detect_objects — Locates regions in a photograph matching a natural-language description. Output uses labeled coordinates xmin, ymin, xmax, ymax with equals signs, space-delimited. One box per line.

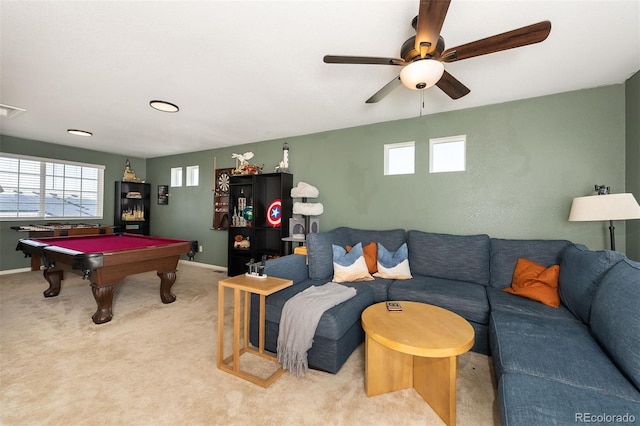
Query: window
xmin=429 ymin=135 xmax=466 ymax=173
xmin=0 ymin=153 xmax=104 ymax=220
xmin=170 ymin=167 xmax=182 ymax=187
xmin=384 ymin=142 xmax=415 ymax=175
xmin=186 ymin=165 xmax=199 ymax=187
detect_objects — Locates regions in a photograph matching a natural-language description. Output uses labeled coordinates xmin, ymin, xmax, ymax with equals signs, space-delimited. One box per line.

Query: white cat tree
xmin=290 ymin=182 xmax=323 ymax=240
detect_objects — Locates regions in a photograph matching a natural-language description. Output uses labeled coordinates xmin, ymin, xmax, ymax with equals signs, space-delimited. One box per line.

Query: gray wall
xmin=0 ymin=135 xmax=146 ymax=270
xmin=147 ymin=83 xmax=635 ymax=266
xmin=626 ymin=71 xmax=640 ymax=260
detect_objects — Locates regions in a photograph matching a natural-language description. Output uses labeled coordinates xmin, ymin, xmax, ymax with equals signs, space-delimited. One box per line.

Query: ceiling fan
xmin=324 ymin=0 xmax=551 ymax=103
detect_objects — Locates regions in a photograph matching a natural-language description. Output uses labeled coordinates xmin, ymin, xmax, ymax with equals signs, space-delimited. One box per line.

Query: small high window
xmin=170 ymin=167 xmax=182 ymax=187
xmin=186 ymin=165 xmax=199 ymax=187
xmin=429 ymin=135 xmax=466 ymax=173
xmin=384 ymin=142 xmax=415 ymax=175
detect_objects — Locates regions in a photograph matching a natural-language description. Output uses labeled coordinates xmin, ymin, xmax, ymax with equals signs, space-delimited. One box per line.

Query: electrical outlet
xmin=198 ymin=245 xmax=203 ymax=252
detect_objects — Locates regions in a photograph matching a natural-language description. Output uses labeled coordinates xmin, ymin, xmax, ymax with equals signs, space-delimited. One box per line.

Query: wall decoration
xmin=213 ymin=167 xmax=234 ymax=230
xmin=267 ymin=199 xmax=282 ymax=227
xmin=157 ymin=185 xmax=169 ymax=205
xmin=216 ymin=169 xmax=231 ymax=194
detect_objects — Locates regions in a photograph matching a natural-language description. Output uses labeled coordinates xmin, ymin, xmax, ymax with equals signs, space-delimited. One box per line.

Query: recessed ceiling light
xmin=67 ymin=129 xmax=93 ymax=137
xmin=150 ymin=100 xmax=179 ymax=113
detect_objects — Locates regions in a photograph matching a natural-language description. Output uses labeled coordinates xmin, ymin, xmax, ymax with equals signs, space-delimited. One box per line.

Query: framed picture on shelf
xmin=157 ymin=185 xmax=169 ymax=205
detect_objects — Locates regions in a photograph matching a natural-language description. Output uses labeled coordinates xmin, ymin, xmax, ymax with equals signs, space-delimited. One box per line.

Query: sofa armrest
xmin=265 ymin=254 xmax=309 ymax=285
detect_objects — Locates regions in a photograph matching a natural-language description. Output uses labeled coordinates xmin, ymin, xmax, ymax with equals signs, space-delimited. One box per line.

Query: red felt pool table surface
xmin=31 ymin=233 xmax=186 ymax=253
xmin=16 ymin=233 xmax=194 ymax=324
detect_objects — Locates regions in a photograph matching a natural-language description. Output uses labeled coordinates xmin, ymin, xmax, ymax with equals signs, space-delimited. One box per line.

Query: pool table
xmin=16 ymin=233 xmax=197 ymax=324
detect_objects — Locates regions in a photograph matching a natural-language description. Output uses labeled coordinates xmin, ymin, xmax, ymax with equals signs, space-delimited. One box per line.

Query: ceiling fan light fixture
xmin=400 ymin=59 xmax=445 ymax=90
xmin=150 ymin=100 xmax=179 ymax=113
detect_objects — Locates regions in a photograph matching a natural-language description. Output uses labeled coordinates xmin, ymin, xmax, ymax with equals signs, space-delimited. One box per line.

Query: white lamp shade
xmin=569 ymin=193 xmax=640 ymax=221
xmin=400 ymin=60 xmax=445 ymax=90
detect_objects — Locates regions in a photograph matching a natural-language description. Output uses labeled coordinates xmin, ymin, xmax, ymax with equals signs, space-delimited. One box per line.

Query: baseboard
xmin=179 ymin=259 xmax=227 ymax=273
xmin=0 ymin=267 xmax=32 ymax=276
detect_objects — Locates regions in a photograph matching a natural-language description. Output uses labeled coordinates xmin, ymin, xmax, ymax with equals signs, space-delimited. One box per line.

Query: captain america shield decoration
xmin=267 ymin=199 xmax=282 ymax=227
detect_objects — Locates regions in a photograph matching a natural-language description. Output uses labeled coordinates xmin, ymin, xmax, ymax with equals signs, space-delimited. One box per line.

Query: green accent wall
xmin=0 ymin=135 xmax=145 ymax=270
xmin=626 ymin=70 xmax=640 ymax=260
xmin=1 ymin=80 xmax=638 ymax=271
xmin=147 ymin=84 xmax=633 ymax=266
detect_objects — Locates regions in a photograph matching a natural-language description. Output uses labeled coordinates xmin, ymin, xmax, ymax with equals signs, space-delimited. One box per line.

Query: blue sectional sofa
xmin=249 ymin=227 xmax=640 ymax=423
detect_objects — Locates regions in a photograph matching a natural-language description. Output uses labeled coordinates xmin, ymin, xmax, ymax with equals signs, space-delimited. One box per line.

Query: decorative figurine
xmin=122 ymin=159 xmax=142 ymax=182
xmin=245 ymin=255 xmax=267 ymax=278
xmin=231 ymin=152 xmax=263 ymax=175
xmin=233 ymin=235 xmax=250 ymax=249
xmin=275 ymin=142 xmax=290 ymax=173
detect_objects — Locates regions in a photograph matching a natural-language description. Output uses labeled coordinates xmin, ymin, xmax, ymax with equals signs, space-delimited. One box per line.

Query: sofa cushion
xmin=388 ymin=275 xmax=490 ymax=324
xmin=361 ymin=277 xmax=394 ymax=303
xmin=590 ymin=258 xmax=640 ymax=391
xmin=503 ymin=258 xmax=560 ymax=307
xmin=373 ymin=242 xmax=412 ymax=280
xmin=307 ymin=228 xmax=405 ymax=281
xmin=347 ymin=241 xmax=377 ymax=273
xmin=307 ymin=228 xmax=350 ymax=280
xmin=490 ymin=310 xmax=640 ymax=401
xmin=489 ymin=238 xmax=572 ymax=288
xmin=332 ymin=243 xmax=373 ymax=283
xmin=558 ymin=244 xmax=625 ymax=324
xmin=347 ymin=228 xmax=406 ymax=252
xmin=499 ymin=373 xmax=640 ymax=426
xmin=486 ymin=287 xmax=577 ymax=321
xmin=407 ymin=231 xmax=491 ymax=285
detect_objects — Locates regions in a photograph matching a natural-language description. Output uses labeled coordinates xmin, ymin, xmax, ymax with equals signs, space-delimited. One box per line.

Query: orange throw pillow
xmin=503 ymin=258 xmax=560 ymax=308
xmin=346 ymin=242 xmax=377 ymax=274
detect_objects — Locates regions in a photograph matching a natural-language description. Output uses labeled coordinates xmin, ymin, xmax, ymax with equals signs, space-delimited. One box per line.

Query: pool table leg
xmin=42 ymin=268 xmax=63 ymax=298
xmin=158 ymin=270 xmax=177 ymax=304
xmin=91 ymin=284 xmax=116 ymax=324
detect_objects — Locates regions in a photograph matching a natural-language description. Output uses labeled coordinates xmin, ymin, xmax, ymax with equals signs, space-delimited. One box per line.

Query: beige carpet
xmin=1 ymin=262 xmax=499 ymax=425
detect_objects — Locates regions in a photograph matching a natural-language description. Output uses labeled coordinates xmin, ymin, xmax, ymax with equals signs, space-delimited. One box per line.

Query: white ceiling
xmin=1 ymin=0 xmax=639 ymax=159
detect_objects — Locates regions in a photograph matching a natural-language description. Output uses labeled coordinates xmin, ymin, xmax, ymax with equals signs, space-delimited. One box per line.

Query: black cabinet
xmin=227 ymin=173 xmax=292 ymax=276
xmin=114 ymin=181 xmax=150 ymax=235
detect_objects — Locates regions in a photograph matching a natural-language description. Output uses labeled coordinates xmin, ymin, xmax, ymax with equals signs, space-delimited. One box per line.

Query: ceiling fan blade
xmin=436 ymin=71 xmax=470 ymax=99
xmin=441 ymin=21 xmax=551 ymax=62
xmin=366 ymin=76 xmax=402 ymax=103
xmin=415 ymin=0 xmax=451 ymax=58
xmin=324 ymin=55 xmax=405 ymax=66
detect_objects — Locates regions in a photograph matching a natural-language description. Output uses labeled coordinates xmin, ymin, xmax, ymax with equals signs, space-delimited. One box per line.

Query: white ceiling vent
xmin=0 ymin=103 xmax=26 ymax=118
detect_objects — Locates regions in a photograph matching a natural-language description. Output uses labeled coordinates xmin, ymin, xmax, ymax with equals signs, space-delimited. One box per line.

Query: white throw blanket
xmin=277 ymin=282 xmax=356 ymax=377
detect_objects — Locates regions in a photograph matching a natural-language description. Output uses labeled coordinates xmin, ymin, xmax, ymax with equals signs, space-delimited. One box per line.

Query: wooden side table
xmin=361 ymin=302 xmax=475 ymax=426
xmin=217 ymin=274 xmax=292 ymax=387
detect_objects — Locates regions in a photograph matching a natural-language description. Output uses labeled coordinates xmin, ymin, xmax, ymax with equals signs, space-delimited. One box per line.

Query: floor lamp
xmin=569 ymin=186 xmax=640 ymax=251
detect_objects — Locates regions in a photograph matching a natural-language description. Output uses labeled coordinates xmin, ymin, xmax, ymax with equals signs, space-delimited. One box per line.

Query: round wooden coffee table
xmin=361 ymin=302 xmax=475 ymax=426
